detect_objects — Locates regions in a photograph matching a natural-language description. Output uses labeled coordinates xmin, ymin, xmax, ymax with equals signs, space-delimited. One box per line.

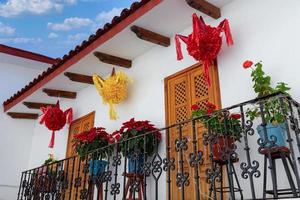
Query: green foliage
xmin=245 ymin=61 xmax=290 ymax=124
xmin=74 ymin=139 xmax=112 ymax=159
xmin=44 ymin=154 xmax=57 ymax=165
xmin=191 ymin=104 xmax=243 ymax=141
xmin=72 ymin=127 xmax=113 ymax=159
xmin=117 ymin=119 xmax=161 ymax=157
xmin=119 ymin=131 xmax=160 ymax=157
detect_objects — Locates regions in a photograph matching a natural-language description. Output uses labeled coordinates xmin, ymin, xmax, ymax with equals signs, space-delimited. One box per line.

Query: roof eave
xmin=3 ymin=0 xmax=162 ymax=112
xmin=0 ymin=44 xmax=57 ymax=64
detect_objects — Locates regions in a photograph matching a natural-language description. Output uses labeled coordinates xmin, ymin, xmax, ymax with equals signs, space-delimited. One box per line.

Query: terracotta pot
xmin=212 ymin=136 xmax=235 ymax=161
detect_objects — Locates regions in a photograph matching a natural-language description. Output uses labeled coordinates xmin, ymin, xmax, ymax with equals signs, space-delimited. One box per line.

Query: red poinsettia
xmin=243 ymin=60 xmax=253 ymax=69
xmin=73 ymin=127 xmax=114 ymax=157
xmin=118 ymin=118 xmax=162 ymax=157
xmin=176 ymin=13 xmax=233 ymax=86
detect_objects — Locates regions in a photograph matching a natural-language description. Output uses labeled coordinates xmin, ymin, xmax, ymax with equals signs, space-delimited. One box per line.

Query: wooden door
xmin=64 ymin=111 xmax=95 ymax=199
xmin=165 ymin=63 xmax=221 ymax=200
xmin=66 ymin=111 xmax=95 ymax=158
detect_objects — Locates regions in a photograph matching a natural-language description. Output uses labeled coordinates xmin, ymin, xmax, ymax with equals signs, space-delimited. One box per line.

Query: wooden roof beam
xmin=7 ymin=112 xmax=39 ymax=119
xmin=43 ymin=89 xmax=77 ymax=99
xmin=23 ymin=102 xmax=55 ymax=109
xmin=64 ymin=72 xmax=93 ymax=85
xmin=185 ymin=0 xmax=221 ymax=19
xmin=93 ymin=52 xmax=132 ymax=68
xmin=130 ymin=25 xmax=170 ymax=47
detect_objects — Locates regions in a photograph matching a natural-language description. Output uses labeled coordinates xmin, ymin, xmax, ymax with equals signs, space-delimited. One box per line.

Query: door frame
xmin=65 ymin=111 xmax=95 ymax=158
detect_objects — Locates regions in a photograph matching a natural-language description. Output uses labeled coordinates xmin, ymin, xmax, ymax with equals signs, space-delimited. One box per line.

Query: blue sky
xmin=0 ymin=0 xmax=136 ymax=58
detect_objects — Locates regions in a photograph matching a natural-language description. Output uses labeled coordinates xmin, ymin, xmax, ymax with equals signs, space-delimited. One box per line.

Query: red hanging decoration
xmin=40 ymin=101 xmax=73 ymax=148
xmin=175 ymin=13 xmax=233 ymax=86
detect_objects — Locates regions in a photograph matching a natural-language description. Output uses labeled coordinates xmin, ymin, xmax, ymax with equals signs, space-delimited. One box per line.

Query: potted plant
xmin=73 ymin=127 xmax=113 ymax=176
xmin=191 ymin=102 xmax=242 ymax=161
xmin=38 ymin=154 xmax=58 ymax=176
xmin=116 ymin=118 xmax=162 ymax=173
xmin=243 ymin=60 xmax=291 ymax=147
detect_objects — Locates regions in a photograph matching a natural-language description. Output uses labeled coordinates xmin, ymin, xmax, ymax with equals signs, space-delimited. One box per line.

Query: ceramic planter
xmin=89 ymin=160 xmax=108 ymax=176
xmin=128 ymin=153 xmax=144 ymax=173
xmin=257 ymin=123 xmax=286 ymax=147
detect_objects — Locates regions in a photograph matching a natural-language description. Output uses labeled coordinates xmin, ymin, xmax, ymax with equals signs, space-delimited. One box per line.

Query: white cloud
xmin=64 ymin=0 xmax=76 ymax=4
xmin=0 ymin=37 xmax=42 ymax=44
xmin=47 ymin=17 xmax=93 ymax=31
xmin=0 ymin=0 xmax=78 ymax=17
xmin=0 ymin=22 xmax=15 ymax=35
xmin=95 ymin=7 xmax=123 ymax=27
xmin=48 ymin=32 xmax=58 ymax=39
xmin=66 ymin=33 xmax=88 ymax=43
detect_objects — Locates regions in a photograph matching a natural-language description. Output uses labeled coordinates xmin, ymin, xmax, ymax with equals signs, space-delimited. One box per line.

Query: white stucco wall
xmin=0 ymin=107 xmax=36 ymax=200
xmin=26 ymin=0 xmax=300 ymax=199
xmin=0 ymin=59 xmax=50 ymax=200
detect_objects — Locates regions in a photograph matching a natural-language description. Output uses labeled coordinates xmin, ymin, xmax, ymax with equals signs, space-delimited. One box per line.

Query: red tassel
xmin=39 ymin=107 xmax=50 ymax=125
xmin=192 ymin=13 xmax=201 ymax=45
xmin=203 ymin=60 xmax=211 ymax=86
xmin=223 ymin=19 xmax=234 ymax=46
xmin=175 ymin=35 xmax=183 ymax=60
xmin=175 ymin=35 xmax=188 ymax=60
xmin=48 ymin=131 xmax=55 ymax=148
xmin=65 ymin=108 xmax=73 ymax=124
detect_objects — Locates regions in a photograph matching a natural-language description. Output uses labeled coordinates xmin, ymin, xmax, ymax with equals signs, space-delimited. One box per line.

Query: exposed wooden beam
xmin=185 ymin=0 xmax=221 ymax=19
xmin=43 ymin=89 xmax=77 ymax=99
xmin=93 ymin=52 xmax=132 ymax=68
xmin=7 ymin=112 xmax=39 ymax=119
xmin=23 ymin=102 xmax=55 ymax=109
xmin=64 ymin=72 xmax=93 ymax=85
xmin=130 ymin=25 xmax=170 ymax=47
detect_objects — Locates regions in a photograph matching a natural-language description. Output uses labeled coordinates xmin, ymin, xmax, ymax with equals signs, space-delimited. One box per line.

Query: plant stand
xmin=260 ymin=146 xmax=299 ymax=199
xmin=209 ymin=158 xmax=243 ymax=200
xmin=123 ymin=173 xmax=145 ymax=200
xmin=87 ymin=180 xmax=103 ymax=200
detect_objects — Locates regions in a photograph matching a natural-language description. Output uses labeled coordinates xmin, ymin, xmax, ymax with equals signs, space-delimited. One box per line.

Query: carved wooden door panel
xmin=190 ymin=66 xmax=221 ymax=199
xmin=165 ymin=63 xmax=221 ymax=200
xmin=64 ymin=111 xmax=95 ymax=199
xmin=66 ymin=111 xmax=95 ymax=158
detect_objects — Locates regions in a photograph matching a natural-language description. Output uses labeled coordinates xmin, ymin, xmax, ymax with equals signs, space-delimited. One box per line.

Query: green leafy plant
xmin=191 ymin=103 xmax=242 ymax=141
xmin=72 ymin=127 xmax=114 ymax=158
xmin=44 ymin=154 xmax=57 ymax=165
xmin=116 ymin=118 xmax=162 ymax=157
xmin=243 ymin=60 xmax=290 ymax=124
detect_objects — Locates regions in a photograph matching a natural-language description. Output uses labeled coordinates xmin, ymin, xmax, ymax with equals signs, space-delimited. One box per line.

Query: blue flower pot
xmin=257 ymin=123 xmax=286 ymax=147
xmin=128 ymin=154 xmax=144 ymax=173
xmin=89 ymin=160 xmax=108 ymax=176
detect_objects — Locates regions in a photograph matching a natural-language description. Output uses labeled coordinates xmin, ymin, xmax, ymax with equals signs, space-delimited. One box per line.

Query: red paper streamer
xmin=175 ymin=13 xmax=233 ymax=86
xmin=40 ymin=101 xmax=73 ymax=148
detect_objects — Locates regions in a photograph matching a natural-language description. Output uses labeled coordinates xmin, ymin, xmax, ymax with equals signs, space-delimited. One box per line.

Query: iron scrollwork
xmin=189 ymin=151 xmax=203 ymax=167
xmin=175 ymin=137 xmax=188 ymax=152
xmin=176 ymin=172 xmax=190 ymax=187
xmin=163 ymin=157 xmax=175 ymax=171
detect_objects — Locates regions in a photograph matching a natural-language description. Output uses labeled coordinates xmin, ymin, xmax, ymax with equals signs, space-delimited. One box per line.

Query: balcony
xmin=17 ymin=93 xmax=300 ymax=200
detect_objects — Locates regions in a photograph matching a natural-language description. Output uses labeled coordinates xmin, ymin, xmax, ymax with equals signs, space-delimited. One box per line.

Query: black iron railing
xmin=18 ymin=93 xmax=300 ymax=200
